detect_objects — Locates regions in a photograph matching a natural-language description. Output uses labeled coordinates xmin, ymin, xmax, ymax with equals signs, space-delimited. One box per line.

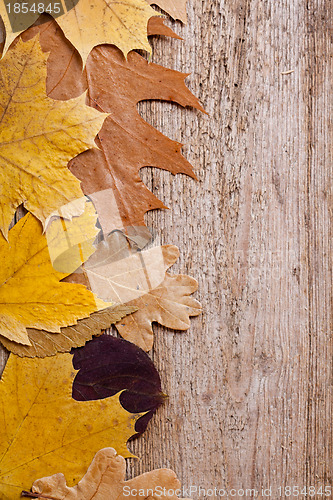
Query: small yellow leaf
xmin=0 ymin=0 xmax=157 ymax=65
xmin=46 ymin=198 xmax=99 ymax=273
xmin=29 ymin=447 xmax=191 ymax=499
xmin=0 ymin=36 xmax=107 ymax=239
xmin=0 ymin=354 xmax=141 ymax=499
xmin=0 ymin=210 xmax=110 ymax=346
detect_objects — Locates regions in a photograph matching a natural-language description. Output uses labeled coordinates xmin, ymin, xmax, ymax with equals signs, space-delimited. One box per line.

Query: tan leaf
xmin=0 ymin=305 xmax=137 ymax=357
xmin=68 ymin=232 xmax=174 ymax=303
xmin=0 ymin=36 xmax=107 ymax=239
xmin=29 ymin=447 xmax=192 ymax=499
xmin=148 ymin=0 xmax=187 ymax=22
xmin=67 ymin=232 xmax=201 ymax=351
xmin=116 ymin=273 xmax=201 ymax=351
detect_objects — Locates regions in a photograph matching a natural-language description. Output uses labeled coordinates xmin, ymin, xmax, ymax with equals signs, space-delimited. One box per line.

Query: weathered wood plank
xmin=128 ymin=0 xmax=332 ymax=497
xmin=0 ymin=0 xmax=331 ymax=497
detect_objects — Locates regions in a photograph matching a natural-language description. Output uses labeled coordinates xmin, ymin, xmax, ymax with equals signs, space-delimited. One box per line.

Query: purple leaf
xmin=72 ymin=335 xmax=166 ymax=434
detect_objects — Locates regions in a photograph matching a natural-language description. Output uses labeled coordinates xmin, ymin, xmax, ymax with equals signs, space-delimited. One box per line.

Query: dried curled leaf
xmin=0 ymin=305 xmax=136 ymax=357
xmin=0 ymin=355 xmax=141 ymax=499
xmin=67 ymin=232 xmax=201 ymax=351
xmin=147 ymin=0 xmax=187 ymax=22
xmin=28 ymin=448 xmax=192 ymax=499
xmin=0 ymin=210 xmax=110 ymax=347
xmin=0 ymin=0 xmax=156 ymax=64
xmin=0 ymin=36 xmax=107 ymax=239
xmin=72 ymin=335 xmax=166 ymax=434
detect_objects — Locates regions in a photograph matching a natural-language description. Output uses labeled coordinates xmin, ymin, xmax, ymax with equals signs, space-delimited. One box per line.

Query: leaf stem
xmin=21 ymin=491 xmax=59 ymax=500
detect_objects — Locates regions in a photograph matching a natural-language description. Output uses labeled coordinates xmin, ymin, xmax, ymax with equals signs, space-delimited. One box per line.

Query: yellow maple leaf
xmin=28 ymin=447 xmax=191 ymax=499
xmin=0 ymin=36 xmax=107 ymax=239
xmin=0 ymin=0 xmax=156 ymax=65
xmin=0 ymin=354 xmax=141 ymax=499
xmin=0 ymin=209 xmax=110 ymax=346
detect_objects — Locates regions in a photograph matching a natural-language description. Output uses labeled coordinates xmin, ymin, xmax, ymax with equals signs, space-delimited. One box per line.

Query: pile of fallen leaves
xmin=0 ymin=0 xmax=201 ymax=498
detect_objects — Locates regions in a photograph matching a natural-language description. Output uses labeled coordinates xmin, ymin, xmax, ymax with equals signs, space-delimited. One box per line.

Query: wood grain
xmin=0 ymin=0 xmax=332 ymax=497
xmin=128 ymin=0 xmax=332 ymax=497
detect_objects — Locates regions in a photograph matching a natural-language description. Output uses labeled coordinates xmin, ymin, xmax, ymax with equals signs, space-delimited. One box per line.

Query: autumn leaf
xmin=0 ymin=354 xmax=141 ymax=499
xmin=67 ymin=232 xmax=201 ymax=351
xmin=26 ymin=448 xmax=191 ymax=500
xmin=148 ymin=17 xmax=182 ymax=39
xmin=72 ymin=335 xmax=166 ymax=434
xmin=148 ymin=0 xmax=187 ymax=22
xmin=0 ymin=0 xmax=156 ymax=64
xmin=15 ymin=16 xmax=180 ymax=103
xmin=68 ymin=231 xmax=172 ymax=303
xmin=116 ymin=272 xmax=201 ymax=351
xmin=0 ymin=210 xmax=110 ymax=346
xmin=0 ymin=36 xmax=107 ymax=239
xmin=45 ymin=197 xmax=99 ymax=273
xmin=71 ymin=45 xmax=204 ymax=245
xmin=67 ymin=230 xmax=172 ymax=301
xmin=17 ymin=20 xmax=203 ymax=246
xmin=0 ymin=305 xmax=136 ymax=357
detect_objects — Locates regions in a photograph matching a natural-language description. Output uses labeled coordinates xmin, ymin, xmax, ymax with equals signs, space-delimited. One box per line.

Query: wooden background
xmin=0 ymin=0 xmax=332 ymax=498
xmin=130 ymin=0 xmax=332 ymax=497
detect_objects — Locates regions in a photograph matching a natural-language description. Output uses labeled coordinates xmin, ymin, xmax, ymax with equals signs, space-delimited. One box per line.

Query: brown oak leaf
xmin=74 ymin=46 xmax=204 ymax=245
xmin=13 ymin=16 xmax=180 ymax=101
xmin=18 ymin=18 xmax=204 ymax=246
